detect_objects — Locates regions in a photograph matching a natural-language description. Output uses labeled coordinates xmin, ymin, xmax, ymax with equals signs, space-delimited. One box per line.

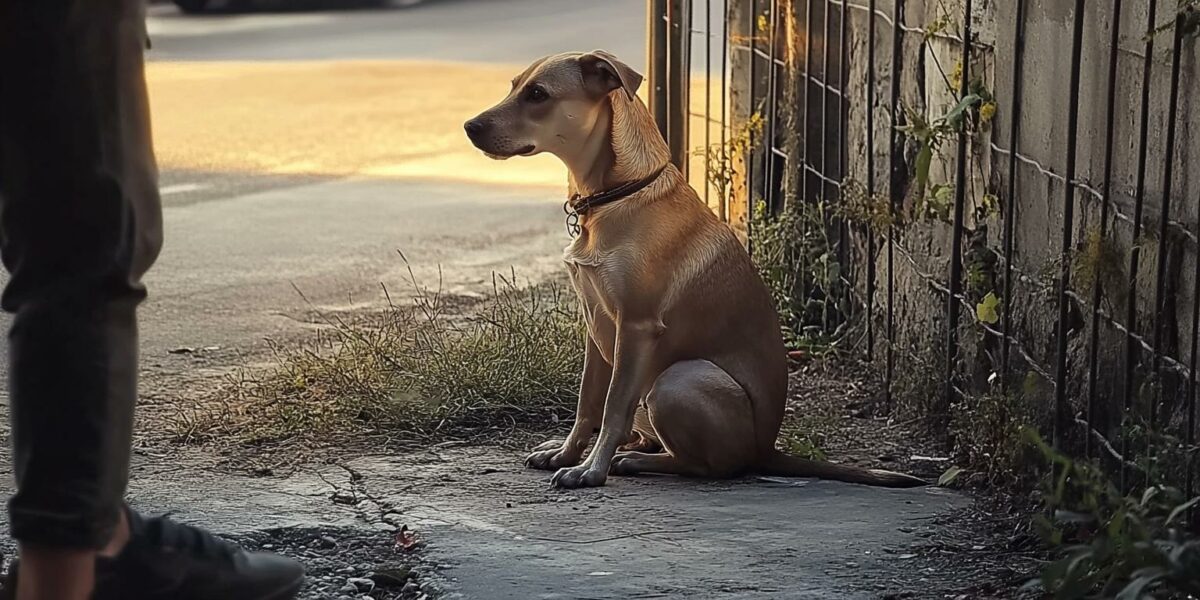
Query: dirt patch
xmin=783 ymin=358 xmax=1045 ymax=599
xmin=227 ymin=526 xmax=441 ymax=600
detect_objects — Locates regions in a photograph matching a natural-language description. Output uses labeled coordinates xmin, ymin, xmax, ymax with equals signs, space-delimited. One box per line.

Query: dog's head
xmin=464 ymin=50 xmax=642 ymax=161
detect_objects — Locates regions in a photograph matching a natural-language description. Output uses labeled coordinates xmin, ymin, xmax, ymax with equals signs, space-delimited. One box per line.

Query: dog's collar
xmin=563 ymin=164 xmax=669 ymax=237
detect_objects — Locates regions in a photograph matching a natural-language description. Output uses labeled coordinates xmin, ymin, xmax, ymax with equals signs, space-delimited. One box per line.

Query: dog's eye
xmin=524 ymin=85 xmax=549 ymax=103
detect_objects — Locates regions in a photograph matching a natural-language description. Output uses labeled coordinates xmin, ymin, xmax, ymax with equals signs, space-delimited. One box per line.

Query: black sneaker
xmin=4 ymin=508 xmax=305 ymax=600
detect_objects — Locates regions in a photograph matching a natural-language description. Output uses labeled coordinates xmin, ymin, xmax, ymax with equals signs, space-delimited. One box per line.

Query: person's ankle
xmin=15 ymin=545 xmax=96 ymax=600
xmin=97 ymin=508 xmax=130 ymax=559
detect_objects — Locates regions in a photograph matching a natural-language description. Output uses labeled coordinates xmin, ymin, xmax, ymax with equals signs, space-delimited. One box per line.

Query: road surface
xmin=0 ymin=0 xmax=646 ymax=389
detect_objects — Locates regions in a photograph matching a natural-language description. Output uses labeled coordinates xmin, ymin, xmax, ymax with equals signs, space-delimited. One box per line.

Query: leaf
xmin=1116 ymin=574 xmax=1161 ymax=600
xmin=1165 ymin=495 xmax=1200 ymax=525
xmin=945 ymin=93 xmax=982 ymax=128
xmin=976 ymin=292 xmax=1001 ymax=324
xmin=914 ymin=144 xmax=933 ymax=197
xmin=1140 ymin=485 xmax=1161 ymax=507
xmin=937 ymin=466 xmax=964 ymax=487
xmin=1053 ymin=510 xmax=1096 ymax=525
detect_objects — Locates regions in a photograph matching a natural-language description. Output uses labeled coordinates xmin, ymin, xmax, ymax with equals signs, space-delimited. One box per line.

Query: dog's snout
xmin=464 ymin=118 xmax=490 ymax=140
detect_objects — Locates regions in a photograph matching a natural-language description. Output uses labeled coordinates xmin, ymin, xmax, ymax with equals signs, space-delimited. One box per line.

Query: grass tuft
xmin=169 ymin=264 xmax=585 ymax=455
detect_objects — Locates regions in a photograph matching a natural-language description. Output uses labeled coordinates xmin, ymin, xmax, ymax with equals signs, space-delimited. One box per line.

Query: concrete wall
xmin=729 ymin=0 xmax=1200 ymax=443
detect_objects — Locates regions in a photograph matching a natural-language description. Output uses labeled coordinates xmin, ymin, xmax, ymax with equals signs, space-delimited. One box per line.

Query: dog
xmin=465 ymin=50 xmax=925 ymax=489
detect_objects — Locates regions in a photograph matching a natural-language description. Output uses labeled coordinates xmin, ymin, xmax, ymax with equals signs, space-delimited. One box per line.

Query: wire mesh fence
xmin=652 ymin=0 xmax=1200 ymax=514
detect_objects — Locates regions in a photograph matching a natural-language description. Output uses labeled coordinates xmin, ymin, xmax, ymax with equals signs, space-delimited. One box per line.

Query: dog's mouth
xmin=482 ymin=145 xmax=536 ymax=160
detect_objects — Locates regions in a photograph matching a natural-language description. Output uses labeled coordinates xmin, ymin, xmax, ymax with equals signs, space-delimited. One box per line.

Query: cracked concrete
xmin=71 ymin=445 xmax=969 ymax=599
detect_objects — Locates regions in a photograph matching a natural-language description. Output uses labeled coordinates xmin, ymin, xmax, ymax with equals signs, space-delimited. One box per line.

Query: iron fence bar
xmin=836 ymin=0 xmax=850 ymax=327
xmin=720 ymin=0 xmax=729 ymax=222
xmin=1122 ymin=0 xmax=1158 ymax=491
xmin=943 ymin=0 xmax=972 ymax=421
xmin=704 ymin=0 xmax=712 ymax=209
xmin=797 ymin=0 xmax=811 ymax=211
xmin=684 ymin=0 xmax=694 ymax=165
xmin=865 ymin=0 xmax=877 ymax=362
xmin=1149 ymin=11 xmax=1186 ymax=436
xmin=671 ymin=0 xmax=692 ymax=175
xmin=796 ymin=0 xmax=814 ymax=305
xmin=999 ymin=0 xmax=1026 ymax=396
xmin=820 ymin=0 xmax=834 ymax=331
xmin=1188 ymin=198 xmax=1200 ymax=529
xmin=1084 ymin=0 xmax=1122 ymax=460
xmin=821 ymin=0 xmax=832 ymax=211
xmin=650 ymin=0 xmax=669 ymax=140
xmin=746 ymin=0 xmax=757 ymax=249
xmin=763 ymin=0 xmax=779 ymax=212
xmin=1052 ymin=0 xmax=1086 ymax=449
xmin=885 ymin=0 xmax=904 ymax=410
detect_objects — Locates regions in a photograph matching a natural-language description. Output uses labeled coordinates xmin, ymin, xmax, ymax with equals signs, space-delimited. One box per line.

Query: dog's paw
xmin=550 ymin=465 xmax=607 ymax=489
xmin=525 ymin=439 xmax=583 ymax=471
xmin=530 ymin=438 xmax=566 ymax=453
xmin=525 ymin=443 xmax=581 ymax=471
xmin=609 ymin=453 xmax=639 ymax=476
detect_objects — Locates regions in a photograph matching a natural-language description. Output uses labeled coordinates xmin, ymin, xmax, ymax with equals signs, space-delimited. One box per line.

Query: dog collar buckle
xmin=564 ymin=198 xmax=582 ymax=237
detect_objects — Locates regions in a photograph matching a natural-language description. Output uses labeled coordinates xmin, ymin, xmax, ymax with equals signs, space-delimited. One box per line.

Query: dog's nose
xmin=464 ymin=119 xmax=488 ymax=139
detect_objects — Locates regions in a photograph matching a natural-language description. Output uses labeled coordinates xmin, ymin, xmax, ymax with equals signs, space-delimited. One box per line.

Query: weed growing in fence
xmin=698 ymin=112 xmax=763 ymax=220
xmin=1026 ymin=429 xmax=1200 ymax=599
xmin=1073 ymin=228 xmax=1127 ymax=312
xmin=749 ymin=199 xmax=852 ymax=354
xmin=950 ymin=392 xmax=1038 ymax=486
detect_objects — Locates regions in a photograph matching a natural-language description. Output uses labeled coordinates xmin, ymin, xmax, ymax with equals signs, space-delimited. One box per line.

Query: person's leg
xmin=0 ymin=1 xmax=161 ymax=598
xmin=1 ymin=4 xmax=304 ymax=599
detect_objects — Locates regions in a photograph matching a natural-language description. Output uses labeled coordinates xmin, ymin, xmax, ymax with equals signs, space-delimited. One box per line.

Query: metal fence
xmin=651 ymin=0 xmax=1200 ymax=506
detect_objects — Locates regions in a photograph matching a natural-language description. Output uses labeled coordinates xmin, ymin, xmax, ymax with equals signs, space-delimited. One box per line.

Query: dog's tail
xmin=757 ymin=450 xmax=927 ymax=488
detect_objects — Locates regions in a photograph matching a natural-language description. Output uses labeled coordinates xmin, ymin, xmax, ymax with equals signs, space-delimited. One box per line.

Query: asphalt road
xmin=0 ymin=0 xmax=646 ymax=390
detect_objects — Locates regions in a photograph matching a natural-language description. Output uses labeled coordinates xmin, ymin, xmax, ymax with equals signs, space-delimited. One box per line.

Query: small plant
xmin=950 ymin=391 xmax=1035 ymax=486
xmin=1073 ymin=227 xmax=1127 ymax=311
xmin=896 ymin=78 xmax=991 ymax=216
xmin=171 ymin=266 xmax=586 ymax=455
xmin=749 ymin=199 xmax=850 ymax=353
xmin=1026 ymin=429 xmax=1200 ymax=599
xmin=698 ymin=112 xmax=764 ymax=217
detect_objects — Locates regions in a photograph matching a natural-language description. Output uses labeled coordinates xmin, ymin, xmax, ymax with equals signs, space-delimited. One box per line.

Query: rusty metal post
xmin=666 ymin=0 xmax=691 ymax=174
xmin=649 ymin=0 xmax=668 ymax=141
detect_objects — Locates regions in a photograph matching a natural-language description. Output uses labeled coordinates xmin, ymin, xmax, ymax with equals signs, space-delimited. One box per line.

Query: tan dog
xmin=465 ymin=50 xmax=925 ymax=489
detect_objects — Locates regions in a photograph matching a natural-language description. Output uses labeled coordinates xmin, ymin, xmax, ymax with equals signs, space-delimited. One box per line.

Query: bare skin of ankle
xmin=15 ymin=547 xmax=95 ymax=600
xmin=16 ymin=510 xmax=130 ymax=600
xmin=98 ymin=509 xmax=131 ymax=559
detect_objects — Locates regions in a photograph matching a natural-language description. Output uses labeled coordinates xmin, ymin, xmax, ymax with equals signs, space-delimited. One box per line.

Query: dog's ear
xmin=579 ymin=50 xmax=643 ymax=101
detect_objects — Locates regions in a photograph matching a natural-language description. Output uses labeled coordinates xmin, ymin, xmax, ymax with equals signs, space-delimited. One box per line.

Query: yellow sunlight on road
xmin=146 ymin=60 xmax=565 ymax=189
xmin=147 ymin=60 xmax=721 ymax=196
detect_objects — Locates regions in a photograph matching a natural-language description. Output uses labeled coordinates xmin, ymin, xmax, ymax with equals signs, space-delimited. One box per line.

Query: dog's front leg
xmin=551 ymin=320 xmax=660 ymax=489
xmin=526 ymin=335 xmax=611 ymax=470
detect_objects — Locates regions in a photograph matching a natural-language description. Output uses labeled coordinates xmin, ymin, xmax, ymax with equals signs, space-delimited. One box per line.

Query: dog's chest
xmin=566 ymin=261 xmax=618 ymax=363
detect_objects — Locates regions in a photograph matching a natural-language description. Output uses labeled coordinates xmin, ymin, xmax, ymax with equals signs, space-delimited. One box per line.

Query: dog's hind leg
xmin=610 ymin=359 xmax=756 ymax=479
